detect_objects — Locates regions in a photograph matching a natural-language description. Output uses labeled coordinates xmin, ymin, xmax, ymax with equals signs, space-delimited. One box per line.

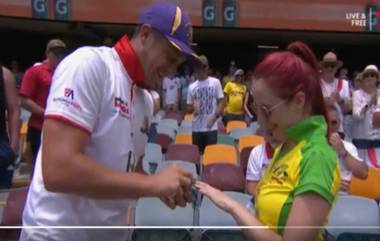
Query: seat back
xmin=230 ymin=128 xmax=252 ymax=141
xmin=226 ymin=121 xmax=247 ymax=134
xmin=217 ymin=134 xmax=235 ymax=146
xmin=238 ymin=135 xmax=265 ymax=152
xmin=156 ymin=133 xmax=172 ymax=153
xmin=203 ymin=144 xmax=237 ymax=166
xmin=327 ymin=195 xmax=380 ymax=238
xmin=201 ymin=164 xmax=245 ymax=192
xmin=240 ymin=146 xmax=254 ymax=175
xmin=175 ymin=134 xmax=192 ymax=145
xmin=134 ymin=198 xmax=194 ymax=226
xmin=157 ymin=161 xmax=198 ymax=179
xmin=349 ymin=167 xmax=380 ymax=200
xmin=164 ymin=111 xmax=184 ymax=124
xmin=199 ymin=191 xmax=252 ymax=226
xmin=166 ymin=144 xmax=200 ymax=165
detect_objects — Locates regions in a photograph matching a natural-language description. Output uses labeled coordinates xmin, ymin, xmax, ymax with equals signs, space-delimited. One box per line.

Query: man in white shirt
xmin=320 ymin=52 xmax=351 ymax=137
xmin=245 ymin=139 xmax=274 ymax=197
xmin=21 ymin=3 xmax=197 ymax=241
xmin=187 ymin=55 xmax=224 ymax=153
xmin=327 ymin=104 xmax=368 ymax=194
xmin=163 ymin=76 xmax=180 ymax=111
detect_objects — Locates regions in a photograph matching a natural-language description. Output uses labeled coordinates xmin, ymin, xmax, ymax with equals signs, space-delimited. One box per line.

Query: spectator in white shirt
xmin=320 ymin=52 xmax=351 ymax=137
xmin=327 ymin=104 xmax=368 ymax=194
xmin=163 ymin=76 xmax=180 ymax=111
xmin=352 ymin=65 xmax=380 ymax=168
xmin=245 ymin=134 xmax=277 ymax=197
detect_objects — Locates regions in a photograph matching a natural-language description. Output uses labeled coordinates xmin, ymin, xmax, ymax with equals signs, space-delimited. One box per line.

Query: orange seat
xmin=175 ymin=134 xmax=192 ymax=144
xmin=203 ymin=144 xmax=238 ymax=166
xmin=226 ymin=120 xmax=247 ymax=134
xmin=238 ymin=135 xmax=265 ymax=152
xmin=20 ymin=123 xmax=28 ymax=153
xmin=349 ymin=167 xmax=380 ymax=200
xmin=184 ymin=114 xmax=193 ymax=121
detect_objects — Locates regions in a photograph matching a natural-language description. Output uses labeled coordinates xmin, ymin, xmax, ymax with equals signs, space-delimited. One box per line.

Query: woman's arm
xmin=195 ymin=181 xmax=331 ymax=241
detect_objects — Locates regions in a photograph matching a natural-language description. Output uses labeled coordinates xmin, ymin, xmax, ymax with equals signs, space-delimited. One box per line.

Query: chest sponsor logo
xmin=270 ymin=164 xmax=289 ymax=185
xmin=114 ymin=97 xmax=130 ymax=118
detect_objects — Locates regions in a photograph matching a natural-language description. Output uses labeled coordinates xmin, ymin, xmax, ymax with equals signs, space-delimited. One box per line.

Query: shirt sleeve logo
xmin=64 ymin=88 xmax=74 ymax=100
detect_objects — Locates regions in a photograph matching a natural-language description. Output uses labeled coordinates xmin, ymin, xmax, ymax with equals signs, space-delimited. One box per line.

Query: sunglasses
xmin=323 ymin=63 xmax=336 ymax=69
xmin=363 ymin=73 xmax=378 ymax=78
xmin=252 ymin=97 xmax=288 ymax=119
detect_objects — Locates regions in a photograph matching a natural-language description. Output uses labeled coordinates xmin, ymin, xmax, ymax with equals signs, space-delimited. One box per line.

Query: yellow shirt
xmin=255 ymin=116 xmax=340 ymax=241
xmin=223 ymin=82 xmax=246 ymax=115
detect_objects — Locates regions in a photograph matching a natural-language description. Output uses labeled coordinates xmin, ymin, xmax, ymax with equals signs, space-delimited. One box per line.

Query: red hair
xmin=253 ymin=41 xmax=327 ymax=122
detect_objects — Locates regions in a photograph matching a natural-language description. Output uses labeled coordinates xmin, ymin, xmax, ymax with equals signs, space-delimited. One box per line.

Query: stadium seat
xmin=184 ymin=113 xmax=193 ymax=121
xmin=238 ymin=135 xmax=265 ymax=152
xmin=142 ymin=143 xmax=163 ymax=174
xmin=217 ymin=134 xmax=235 ymax=146
xmin=230 ymin=128 xmax=253 ymax=140
xmin=156 ymin=133 xmax=172 ymax=153
xmin=177 ymin=126 xmax=192 ymax=134
xmin=327 ymin=195 xmax=380 ymax=239
xmin=174 ymin=134 xmax=192 ymax=145
xmin=158 ymin=119 xmax=179 ymax=131
xmin=349 ymin=167 xmax=380 ymax=200
xmin=203 ymin=144 xmax=238 ymax=166
xmin=166 ymin=144 xmax=200 ymax=165
xmin=249 ymin=122 xmax=259 ymax=134
xmin=157 ymin=161 xmax=198 ymax=179
xmin=156 ymin=124 xmax=176 ymax=139
xmin=336 ymin=233 xmax=380 ymax=241
xmin=199 ymin=192 xmax=252 ymax=241
xmin=240 ymin=146 xmax=254 ymax=175
xmin=132 ymin=197 xmax=193 ymax=241
xmin=201 ymin=164 xmax=245 ymax=192
xmin=180 ymin=120 xmax=192 ymax=128
xmin=164 ymin=111 xmax=184 ymax=124
xmin=226 ymin=120 xmax=247 ymax=134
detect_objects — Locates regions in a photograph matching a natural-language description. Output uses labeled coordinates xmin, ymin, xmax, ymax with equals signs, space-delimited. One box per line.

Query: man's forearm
xmin=43 ymin=152 xmax=157 ymax=199
xmin=21 ymin=98 xmax=44 ymax=116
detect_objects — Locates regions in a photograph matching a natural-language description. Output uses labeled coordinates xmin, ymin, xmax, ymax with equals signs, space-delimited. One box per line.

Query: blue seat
xmin=327 ymin=195 xmax=380 ymax=239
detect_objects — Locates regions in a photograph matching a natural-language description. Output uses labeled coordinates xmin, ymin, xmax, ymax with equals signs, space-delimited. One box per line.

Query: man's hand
xmin=207 ymin=114 xmax=217 ymax=129
xmin=152 ymin=165 xmax=193 ymax=206
xmin=329 ymin=132 xmax=345 ymax=155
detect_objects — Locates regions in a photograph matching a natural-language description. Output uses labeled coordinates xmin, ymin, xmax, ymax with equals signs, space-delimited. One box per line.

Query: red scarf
xmin=114 ymin=35 xmax=147 ymax=89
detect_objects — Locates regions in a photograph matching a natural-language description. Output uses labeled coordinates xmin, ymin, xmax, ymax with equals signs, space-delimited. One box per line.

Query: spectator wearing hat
xmin=320 ymin=51 xmax=351 ymax=138
xmin=19 ymin=39 xmax=67 ymax=166
xmin=327 ymin=104 xmax=368 ymax=194
xmin=352 ymin=65 xmax=380 ymax=169
xmin=223 ymin=68 xmax=247 ymax=125
xmin=187 ymin=55 xmax=224 ymax=153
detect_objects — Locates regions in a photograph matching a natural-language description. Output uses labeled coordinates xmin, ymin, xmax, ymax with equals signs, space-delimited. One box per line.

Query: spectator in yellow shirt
xmin=223 ymin=69 xmax=247 ymax=125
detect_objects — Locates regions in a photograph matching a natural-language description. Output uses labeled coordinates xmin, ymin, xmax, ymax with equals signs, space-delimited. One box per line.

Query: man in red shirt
xmin=19 ymin=39 xmax=66 ymax=164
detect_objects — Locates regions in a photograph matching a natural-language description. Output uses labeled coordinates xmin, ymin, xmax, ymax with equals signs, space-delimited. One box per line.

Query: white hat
xmin=363 ymin=65 xmax=379 ymax=78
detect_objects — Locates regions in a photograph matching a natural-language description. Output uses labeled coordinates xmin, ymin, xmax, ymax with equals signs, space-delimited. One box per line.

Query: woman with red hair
xmin=195 ymin=42 xmax=340 ymax=241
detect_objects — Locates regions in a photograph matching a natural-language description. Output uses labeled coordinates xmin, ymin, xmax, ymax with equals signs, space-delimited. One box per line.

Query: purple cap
xmin=139 ymin=2 xmax=196 ymax=57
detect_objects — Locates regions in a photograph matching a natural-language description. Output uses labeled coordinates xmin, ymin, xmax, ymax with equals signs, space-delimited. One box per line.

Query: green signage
xmin=202 ymin=0 xmax=217 ymax=27
xmin=223 ymin=0 xmax=238 ymax=27
xmin=55 ymin=0 xmax=70 ymax=20
xmin=31 ymin=0 xmax=48 ymax=19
